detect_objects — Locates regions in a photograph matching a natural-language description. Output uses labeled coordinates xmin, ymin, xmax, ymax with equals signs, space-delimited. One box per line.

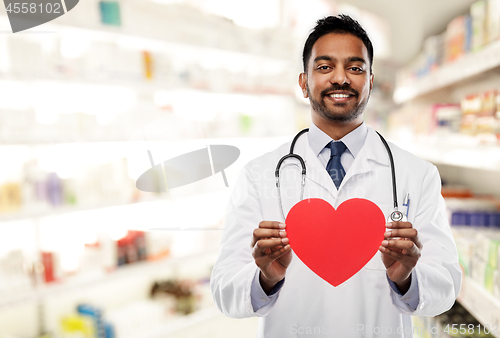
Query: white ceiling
xmin=336 ymin=0 xmax=479 ymax=66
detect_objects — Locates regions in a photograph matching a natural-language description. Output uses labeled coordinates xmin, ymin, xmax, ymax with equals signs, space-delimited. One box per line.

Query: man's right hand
xmin=251 ymin=221 xmax=292 ymax=294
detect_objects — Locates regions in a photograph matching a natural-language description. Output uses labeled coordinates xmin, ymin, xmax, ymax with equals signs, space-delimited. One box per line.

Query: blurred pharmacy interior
xmin=1 ymin=0 xmax=500 ymax=337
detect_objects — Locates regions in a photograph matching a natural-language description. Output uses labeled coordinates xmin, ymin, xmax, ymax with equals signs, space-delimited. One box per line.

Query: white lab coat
xmin=210 ymin=126 xmax=462 ymax=338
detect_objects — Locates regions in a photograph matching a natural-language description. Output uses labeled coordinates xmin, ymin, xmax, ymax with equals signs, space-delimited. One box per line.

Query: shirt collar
xmin=308 ymin=121 xmax=368 ymax=158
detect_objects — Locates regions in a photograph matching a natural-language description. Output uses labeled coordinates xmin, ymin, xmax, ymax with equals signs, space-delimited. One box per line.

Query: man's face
xmin=299 ymin=33 xmax=374 ymax=123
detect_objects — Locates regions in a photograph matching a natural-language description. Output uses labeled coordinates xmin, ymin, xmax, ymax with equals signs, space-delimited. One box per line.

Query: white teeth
xmin=329 ymin=94 xmax=350 ymax=98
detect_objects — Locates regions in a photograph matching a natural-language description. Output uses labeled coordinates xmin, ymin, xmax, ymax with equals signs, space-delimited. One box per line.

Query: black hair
xmin=302 ymin=15 xmax=374 ymax=73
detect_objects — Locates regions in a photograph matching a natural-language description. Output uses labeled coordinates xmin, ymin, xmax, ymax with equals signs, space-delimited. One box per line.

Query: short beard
xmin=307 ymin=85 xmax=369 ymax=123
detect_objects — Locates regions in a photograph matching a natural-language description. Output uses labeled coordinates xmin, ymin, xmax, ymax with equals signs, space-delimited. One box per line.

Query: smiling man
xmin=211 ymin=15 xmax=461 ymax=337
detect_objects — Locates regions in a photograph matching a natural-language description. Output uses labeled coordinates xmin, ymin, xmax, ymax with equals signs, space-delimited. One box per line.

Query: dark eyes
xmin=316 ymin=65 xmax=364 ymax=72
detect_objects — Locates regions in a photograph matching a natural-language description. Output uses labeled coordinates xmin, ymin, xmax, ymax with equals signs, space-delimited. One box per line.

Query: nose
xmin=330 ymin=68 xmax=350 ymax=85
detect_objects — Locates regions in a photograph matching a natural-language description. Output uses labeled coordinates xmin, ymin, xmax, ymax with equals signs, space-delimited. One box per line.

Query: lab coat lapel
xmin=340 ymin=127 xmax=390 ymax=188
xmin=364 ymin=127 xmax=391 ymax=166
xmin=294 ymin=133 xmax=338 ymax=199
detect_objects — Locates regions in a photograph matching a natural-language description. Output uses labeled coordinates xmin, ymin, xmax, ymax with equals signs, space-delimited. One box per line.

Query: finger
xmin=255 ymin=244 xmax=291 ymax=267
xmin=252 ymin=227 xmax=287 ymax=247
xmin=269 ymin=238 xmax=289 ymax=252
xmin=253 ymin=238 xmax=288 ymax=257
xmin=397 ymin=231 xmax=423 ymax=250
xmin=381 ymin=239 xmax=419 ymax=256
xmin=384 ymin=229 xmax=423 ymax=250
xmin=270 ymin=242 xmax=287 ymax=252
xmin=253 ymin=229 xmax=287 ymax=240
xmin=386 ymin=221 xmax=413 ymax=229
xmin=379 ymin=245 xmax=418 ymax=267
xmin=272 ymin=245 xmax=292 ymax=260
xmin=259 ymin=221 xmax=286 ymax=230
xmin=384 ymin=228 xmax=418 ymax=239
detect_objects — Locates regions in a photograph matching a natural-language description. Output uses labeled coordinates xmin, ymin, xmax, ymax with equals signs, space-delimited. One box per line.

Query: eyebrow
xmin=347 ymin=56 xmax=366 ymax=64
xmin=313 ymin=55 xmax=333 ymax=63
xmin=313 ymin=55 xmax=367 ymax=65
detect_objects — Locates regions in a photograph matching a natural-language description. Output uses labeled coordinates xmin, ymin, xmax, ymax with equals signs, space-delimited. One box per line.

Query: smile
xmin=325 ymin=92 xmax=355 ymax=103
xmin=328 ymin=94 xmax=351 ymax=98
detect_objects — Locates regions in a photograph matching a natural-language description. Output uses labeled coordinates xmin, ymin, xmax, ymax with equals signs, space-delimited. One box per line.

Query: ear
xmin=298 ymin=73 xmax=308 ymax=98
xmin=369 ymin=73 xmax=374 ymax=91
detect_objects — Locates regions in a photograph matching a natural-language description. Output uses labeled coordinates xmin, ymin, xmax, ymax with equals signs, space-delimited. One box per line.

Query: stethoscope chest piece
xmin=388 ymin=210 xmax=407 ymax=223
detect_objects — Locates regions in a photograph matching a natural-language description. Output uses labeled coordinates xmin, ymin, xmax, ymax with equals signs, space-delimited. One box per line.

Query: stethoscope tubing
xmin=275 ymin=128 xmax=400 ymax=221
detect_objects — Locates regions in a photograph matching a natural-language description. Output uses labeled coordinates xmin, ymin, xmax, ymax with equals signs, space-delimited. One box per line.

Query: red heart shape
xmin=286 ymin=198 xmax=386 ymax=287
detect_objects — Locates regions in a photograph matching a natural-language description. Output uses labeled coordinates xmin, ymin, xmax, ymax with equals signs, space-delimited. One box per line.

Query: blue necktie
xmin=325 ymin=141 xmax=347 ymax=189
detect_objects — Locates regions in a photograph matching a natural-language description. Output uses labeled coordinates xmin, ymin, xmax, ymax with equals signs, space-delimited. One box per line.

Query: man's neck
xmin=312 ymin=116 xmax=364 ymax=141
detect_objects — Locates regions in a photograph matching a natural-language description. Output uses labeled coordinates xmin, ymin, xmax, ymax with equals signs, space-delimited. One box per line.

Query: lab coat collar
xmin=334 ymin=126 xmax=390 ymax=193
xmin=363 ymin=127 xmax=391 ymax=167
xmin=302 ymin=134 xmax=338 ymax=197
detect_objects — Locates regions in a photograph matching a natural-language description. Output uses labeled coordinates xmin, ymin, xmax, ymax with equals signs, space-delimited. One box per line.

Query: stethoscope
xmin=275 ymin=128 xmax=407 ymax=223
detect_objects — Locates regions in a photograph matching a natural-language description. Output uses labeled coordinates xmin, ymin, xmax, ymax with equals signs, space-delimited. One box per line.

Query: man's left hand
xmin=379 ymin=221 xmax=422 ymax=293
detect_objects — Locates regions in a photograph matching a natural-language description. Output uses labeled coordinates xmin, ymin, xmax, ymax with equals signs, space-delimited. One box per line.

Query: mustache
xmin=321 ymin=84 xmax=358 ymax=97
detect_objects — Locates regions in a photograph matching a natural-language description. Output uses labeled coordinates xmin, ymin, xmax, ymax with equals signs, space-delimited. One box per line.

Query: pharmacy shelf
xmin=390 ymin=135 xmax=500 ymax=171
xmin=393 ymin=39 xmax=500 ymax=103
xmin=0 ymin=196 xmax=166 ymax=222
xmin=0 ymin=70 xmax=295 ymax=99
xmin=0 ymin=4 xmax=293 ymax=60
xmin=0 ymin=81 xmax=295 ymax=145
xmin=0 ymin=13 xmax=292 ymax=69
xmin=0 ymin=136 xmax=288 ymax=223
xmin=457 ymin=276 xmax=500 ymax=338
xmin=0 ymin=250 xmax=219 ymax=309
